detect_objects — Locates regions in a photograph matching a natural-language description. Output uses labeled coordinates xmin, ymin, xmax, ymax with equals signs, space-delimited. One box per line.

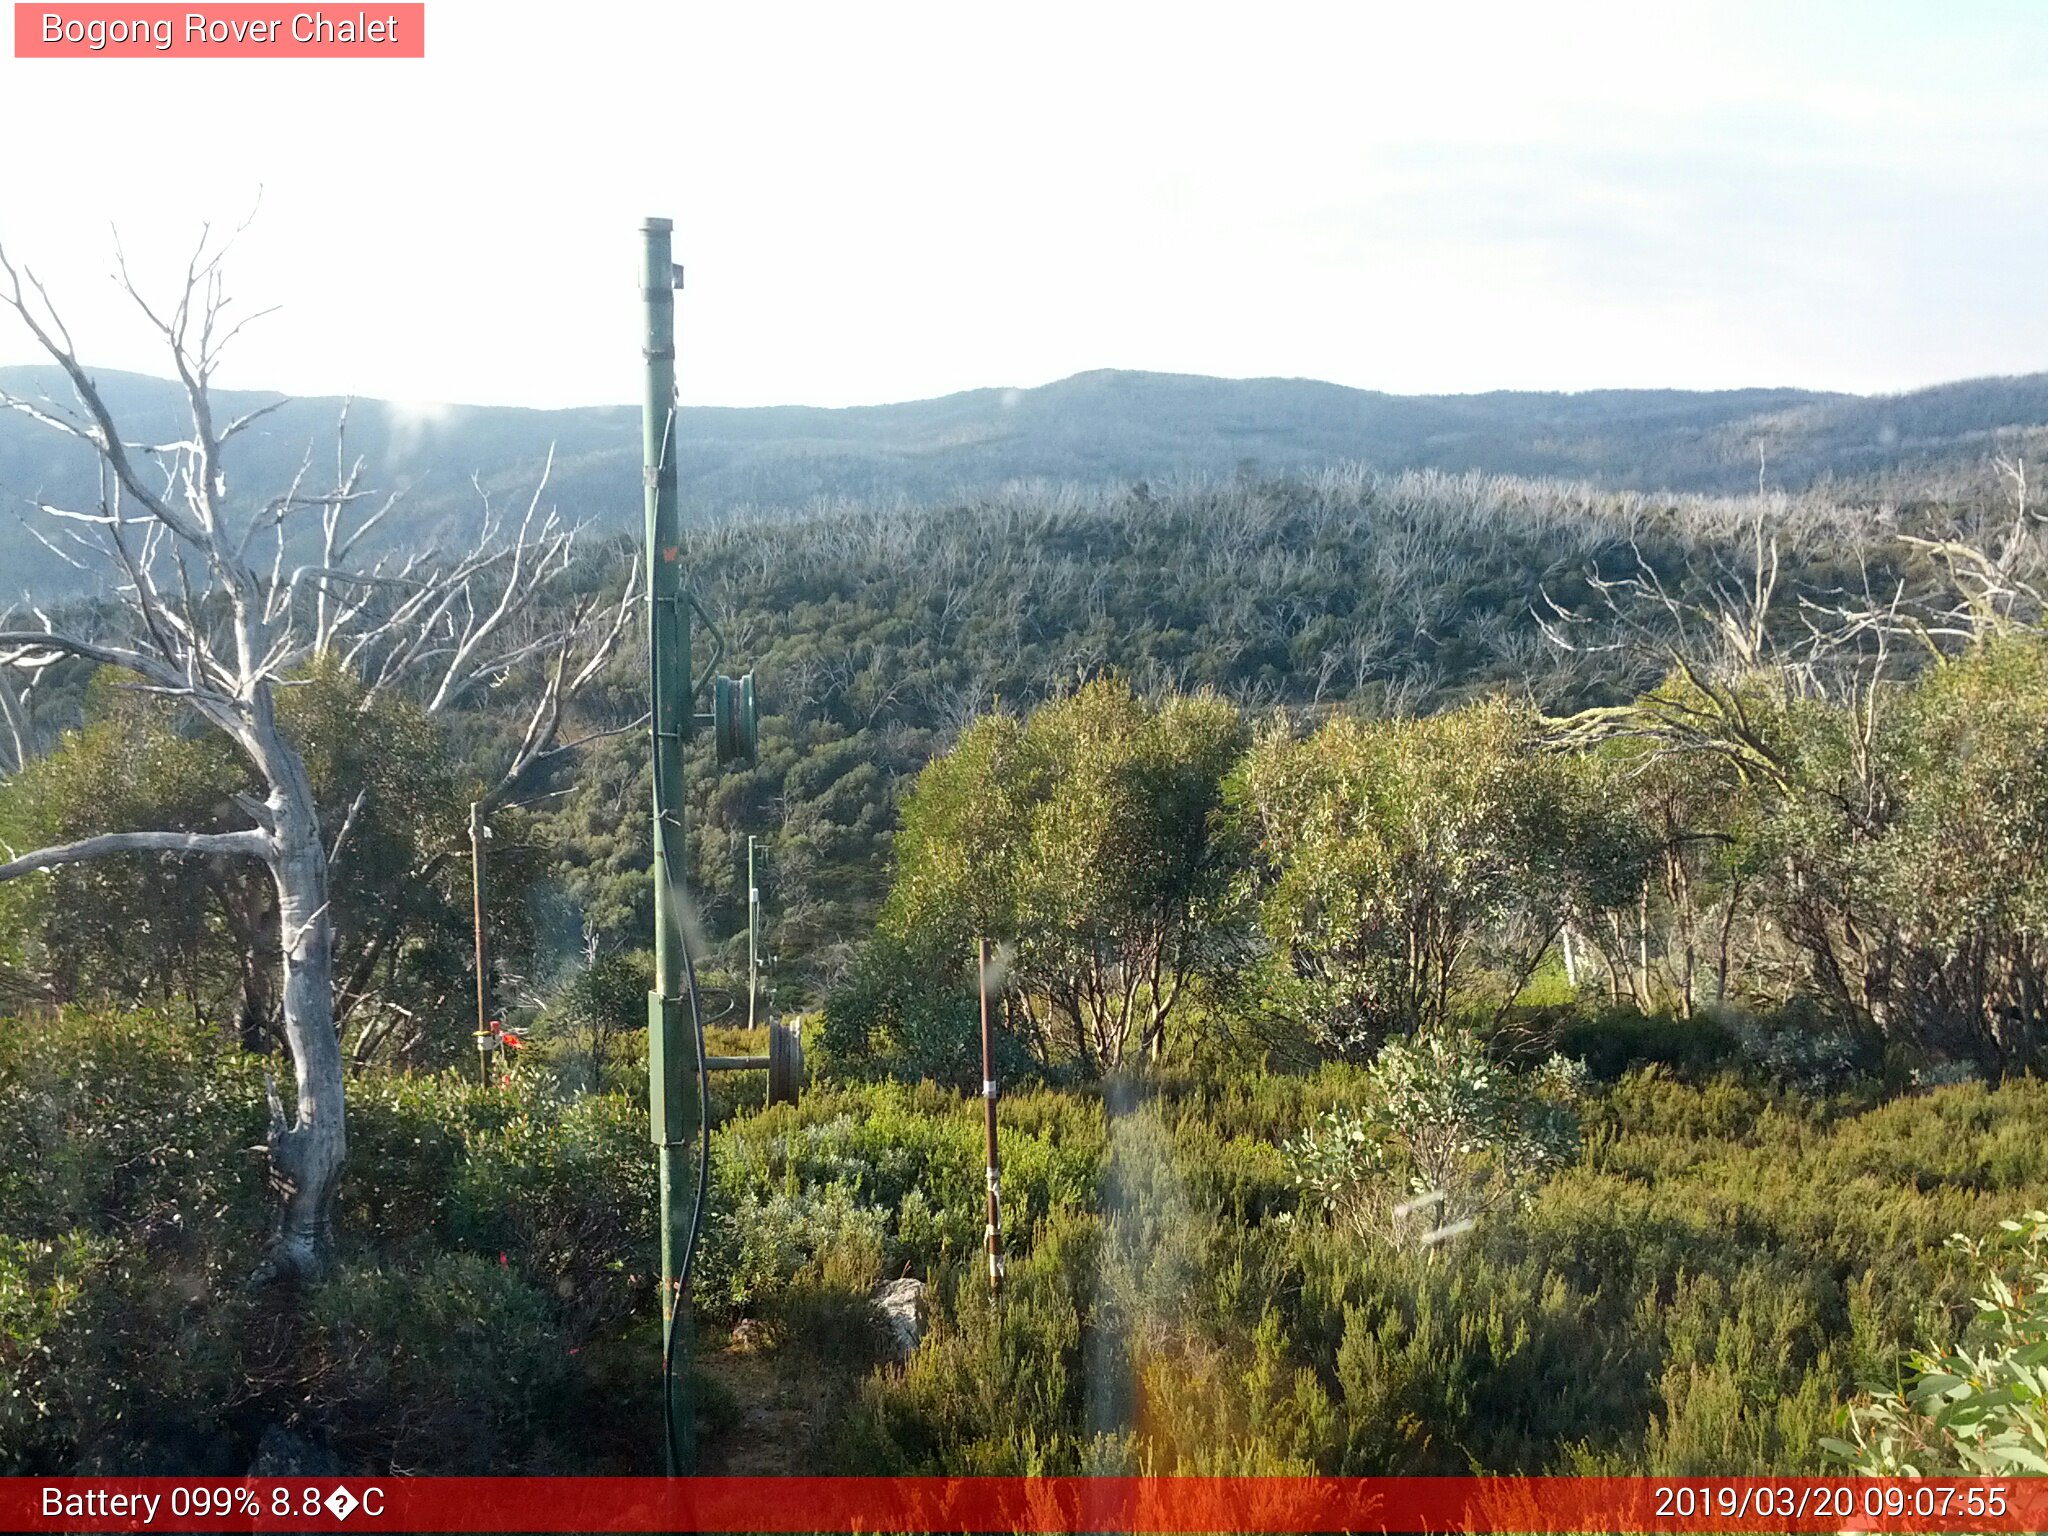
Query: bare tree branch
xmin=0 ymin=827 xmax=269 ymax=881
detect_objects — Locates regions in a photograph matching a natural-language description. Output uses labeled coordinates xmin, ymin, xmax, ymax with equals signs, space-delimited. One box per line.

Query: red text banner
xmin=14 ymin=4 xmax=424 ymax=57
xmin=4 ymin=1475 xmax=2044 ymax=1532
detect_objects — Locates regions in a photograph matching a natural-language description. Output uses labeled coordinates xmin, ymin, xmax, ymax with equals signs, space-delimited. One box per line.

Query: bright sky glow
xmin=1 ymin=0 xmax=2043 ymax=408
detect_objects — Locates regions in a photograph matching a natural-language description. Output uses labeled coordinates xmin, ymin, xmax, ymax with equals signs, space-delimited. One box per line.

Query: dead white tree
xmin=0 ymin=668 xmax=36 ymax=775
xmin=0 ymin=230 xmax=633 ymax=1283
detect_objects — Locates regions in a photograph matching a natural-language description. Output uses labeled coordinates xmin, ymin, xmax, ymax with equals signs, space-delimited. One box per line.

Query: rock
xmin=247 ymin=1424 xmax=343 ymax=1478
xmin=873 ymin=1277 xmax=926 ymax=1359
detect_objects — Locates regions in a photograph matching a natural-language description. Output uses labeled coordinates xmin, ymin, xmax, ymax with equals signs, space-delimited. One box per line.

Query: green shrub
xmin=448 ymin=1090 xmax=657 ymax=1344
xmin=0 ymin=1232 xmax=111 ymax=1472
xmin=8 ymin=1002 xmax=2048 ymax=1481
xmin=305 ymin=1252 xmax=568 ymax=1472
xmin=0 ymin=1011 xmax=267 ymax=1472
xmin=1826 ymin=1209 xmax=2048 ymax=1475
xmin=0 ymin=1008 xmax=267 ymax=1248
xmin=1284 ymin=1027 xmax=1588 ymax=1239
xmin=834 ymin=1208 xmax=1098 ymax=1474
xmin=1285 ymin=1108 xmax=1391 ymax=1230
xmin=534 ymin=951 xmax=651 ymax=1096
xmin=1726 ymin=999 xmax=1874 ymax=1094
xmin=1551 ymin=1008 xmax=1740 ymax=1081
xmin=817 ymin=937 xmax=1039 ymax=1087
xmin=695 ymin=1182 xmax=893 ymax=1319
xmin=0 ymin=1013 xmax=676 ymax=1473
xmin=838 ymin=1063 xmax=2048 ymax=1477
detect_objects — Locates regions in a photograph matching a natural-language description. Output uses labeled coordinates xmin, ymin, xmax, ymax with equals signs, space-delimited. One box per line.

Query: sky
xmin=0 ymin=0 xmax=2044 ymax=410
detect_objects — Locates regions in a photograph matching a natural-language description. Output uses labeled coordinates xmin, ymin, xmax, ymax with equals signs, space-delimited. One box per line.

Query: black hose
xmin=658 ymin=894 xmax=711 ymax=1476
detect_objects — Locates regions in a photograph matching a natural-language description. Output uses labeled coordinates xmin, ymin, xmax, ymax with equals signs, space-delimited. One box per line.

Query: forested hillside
xmin=7 ymin=363 xmax=2048 ymax=594
xmin=529 ymin=468 xmax=1917 ymax=986
xmin=5 ymin=387 xmax=2047 ymax=1482
xmin=0 ymin=461 xmax=1980 ymax=1016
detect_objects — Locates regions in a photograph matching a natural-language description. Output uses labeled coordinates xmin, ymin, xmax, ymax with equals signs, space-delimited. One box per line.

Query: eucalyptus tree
xmin=0 ymin=232 xmax=632 ymax=1281
xmin=860 ymin=679 xmax=1245 ymax=1073
xmin=1232 ymin=698 xmax=1636 ymax=1055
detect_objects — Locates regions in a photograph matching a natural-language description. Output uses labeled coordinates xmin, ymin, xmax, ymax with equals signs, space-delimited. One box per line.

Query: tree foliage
xmin=834 ymin=680 xmax=1244 ymax=1073
xmin=1232 ymin=701 xmax=1640 ymax=1053
xmin=0 ymin=662 xmax=544 ymax=1066
xmin=1556 ymin=632 xmax=2048 ymax=1072
xmin=0 ymin=679 xmax=251 ymax=1023
xmin=1285 ymin=1027 xmax=1589 ymax=1240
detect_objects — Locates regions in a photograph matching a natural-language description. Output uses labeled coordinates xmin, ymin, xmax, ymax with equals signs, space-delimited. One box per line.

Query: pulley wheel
xmin=767 ymin=1015 xmax=803 ymax=1106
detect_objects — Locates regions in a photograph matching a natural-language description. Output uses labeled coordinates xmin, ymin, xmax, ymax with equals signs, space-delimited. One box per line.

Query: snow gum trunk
xmin=256 ymin=754 xmax=347 ymax=1283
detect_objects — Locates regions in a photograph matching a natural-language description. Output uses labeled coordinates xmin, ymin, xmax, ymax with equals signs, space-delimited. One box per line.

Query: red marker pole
xmin=978 ymin=937 xmax=1004 ymax=1298
xmin=469 ymin=802 xmax=493 ymax=1086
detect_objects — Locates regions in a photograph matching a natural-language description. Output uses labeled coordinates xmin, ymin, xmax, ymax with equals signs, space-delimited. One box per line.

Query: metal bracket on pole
xmin=687 ymin=592 xmax=726 ymax=701
xmin=647 ymin=992 xmax=696 ymax=1147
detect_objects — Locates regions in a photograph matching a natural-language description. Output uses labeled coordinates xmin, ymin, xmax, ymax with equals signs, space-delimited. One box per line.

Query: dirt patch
xmin=694 ymin=1333 xmax=846 ymax=1476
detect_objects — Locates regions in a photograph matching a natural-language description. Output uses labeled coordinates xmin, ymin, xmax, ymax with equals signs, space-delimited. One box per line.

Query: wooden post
xmin=747 ymin=834 xmax=760 ymax=1033
xmin=978 ymin=937 xmax=1005 ymax=1298
xmin=469 ymin=801 xmax=492 ymax=1086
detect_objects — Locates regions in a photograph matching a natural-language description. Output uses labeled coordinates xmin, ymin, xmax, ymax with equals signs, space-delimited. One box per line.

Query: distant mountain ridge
xmin=3 ymin=364 xmax=2047 ymax=594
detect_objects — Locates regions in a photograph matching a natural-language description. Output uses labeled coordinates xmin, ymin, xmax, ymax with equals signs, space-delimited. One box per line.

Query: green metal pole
xmin=642 ymin=216 xmax=697 ymax=1474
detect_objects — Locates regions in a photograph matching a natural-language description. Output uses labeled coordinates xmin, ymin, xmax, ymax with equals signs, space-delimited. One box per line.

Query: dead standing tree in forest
xmin=0 ymin=231 xmax=633 ymax=1282
xmin=1538 ymin=479 xmax=2048 ymax=1070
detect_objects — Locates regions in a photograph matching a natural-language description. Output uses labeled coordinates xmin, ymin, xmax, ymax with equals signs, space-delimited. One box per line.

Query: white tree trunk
xmin=256 ymin=769 xmax=346 ymax=1283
